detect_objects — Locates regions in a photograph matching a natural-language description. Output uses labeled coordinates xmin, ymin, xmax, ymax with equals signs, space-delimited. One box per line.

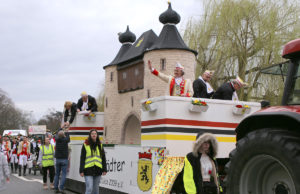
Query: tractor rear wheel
xmin=226 ymin=129 xmax=300 ymax=194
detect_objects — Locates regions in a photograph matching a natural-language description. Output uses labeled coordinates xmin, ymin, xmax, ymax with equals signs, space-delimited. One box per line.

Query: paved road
xmin=2 ymin=171 xmax=77 ymax=194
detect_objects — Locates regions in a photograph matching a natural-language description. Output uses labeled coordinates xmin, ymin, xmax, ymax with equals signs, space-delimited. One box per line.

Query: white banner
xmin=68 ymin=144 xmax=165 ymax=194
xmin=28 ymin=125 xmax=47 ymax=135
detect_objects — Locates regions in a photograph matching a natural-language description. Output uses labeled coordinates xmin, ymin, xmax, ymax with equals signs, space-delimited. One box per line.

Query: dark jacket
xmin=173 ymin=133 xmax=222 ymax=194
xmin=77 ymin=95 xmax=98 ymax=112
xmin=55 ymin=131 xmax=70 ymax=159
xmin=182 ymin=152 xmax=220 ymax=194
xmin=79 ymin=140 xmax=107 ymax=176
xmin=213 ymin=82 xmax=235 ymax=100
xmin=193 ymin=78 xmax=214 ymax=98
xmin=64 ymin=102 xmax=77 ymax=124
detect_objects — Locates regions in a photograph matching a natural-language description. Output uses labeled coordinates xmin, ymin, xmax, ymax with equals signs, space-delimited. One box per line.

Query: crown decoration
xmin=138 ymin=152 xmax=152 ymax=160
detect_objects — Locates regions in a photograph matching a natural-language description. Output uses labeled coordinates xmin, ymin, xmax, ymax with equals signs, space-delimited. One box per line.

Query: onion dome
xmin=118 ymin=26 xmax=136 ymax=44
xmin=159 ymin=2 xmax=181 ymax=25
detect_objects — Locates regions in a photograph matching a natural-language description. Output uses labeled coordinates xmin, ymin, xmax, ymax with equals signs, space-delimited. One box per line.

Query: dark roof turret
xmin=159 ymin=2 xmax=181 ymax=25
xmin=118 ymin=26 xmax=136 ymax=44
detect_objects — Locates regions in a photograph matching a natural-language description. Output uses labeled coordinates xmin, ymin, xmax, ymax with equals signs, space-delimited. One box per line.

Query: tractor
xmin=226 ymin=39 xmax=300 ymax=194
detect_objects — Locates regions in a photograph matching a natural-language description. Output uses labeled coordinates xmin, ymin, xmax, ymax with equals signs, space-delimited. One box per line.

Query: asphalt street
xmin=2 ymin=171 xmax=78 ymax=194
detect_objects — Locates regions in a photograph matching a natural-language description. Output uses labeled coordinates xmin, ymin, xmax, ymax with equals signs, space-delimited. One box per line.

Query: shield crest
xmin=137 ymin=152 xmax=153 ymax=191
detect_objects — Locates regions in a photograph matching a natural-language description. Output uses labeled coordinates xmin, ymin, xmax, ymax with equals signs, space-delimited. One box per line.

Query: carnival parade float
xmin=65 ymin=2 xmax=261 ymax=194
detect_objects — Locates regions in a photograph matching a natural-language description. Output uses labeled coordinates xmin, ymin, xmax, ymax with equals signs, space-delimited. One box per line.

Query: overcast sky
xmin=0 ymin=0 xmax=202 ymax=120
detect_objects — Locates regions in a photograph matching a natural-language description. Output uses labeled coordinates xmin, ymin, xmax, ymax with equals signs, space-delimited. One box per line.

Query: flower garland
xmin=84 ymin=113 xmax=96 ymax=120
xmin=234 ymin=104 xmax=251 ymax=114
xmin=142 ymin=100 xmax=153 ymax=111
xmin=191 ymin=99 xmax=207 ymax=106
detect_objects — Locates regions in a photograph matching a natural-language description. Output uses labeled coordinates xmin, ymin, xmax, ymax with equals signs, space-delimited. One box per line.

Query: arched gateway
xmin=121 ymin=113 xmax=141 ymax=144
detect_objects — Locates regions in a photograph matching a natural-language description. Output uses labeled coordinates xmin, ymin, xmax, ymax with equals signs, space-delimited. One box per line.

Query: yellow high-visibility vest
xmin=84 ymin=144 xmax=102 ymax=169
xmin=42 ymin=144 xmax=54 ymax=167
xmin=183 ymin=157 xmax=197 ymax=193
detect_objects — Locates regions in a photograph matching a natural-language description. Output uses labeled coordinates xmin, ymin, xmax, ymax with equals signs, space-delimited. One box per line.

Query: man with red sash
xmin=10 ymin=137 xmax=18 ymax=173
xmin=148 ymin=60 xmax=193 ymax=97
xmin=1 ymin=135 xmax=11 ymax=163
xmin=17 ymin=136 xmax=31 ymax=176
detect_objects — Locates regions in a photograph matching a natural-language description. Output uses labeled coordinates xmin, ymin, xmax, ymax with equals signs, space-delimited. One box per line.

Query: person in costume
xmin=1 ymin=135 xmax=11 ymax=162
xmin=47 ymin=133 xmax=56 ymax=147
xmin=213 ymin=76 xmax=247 ymax=101
xmin=79 ymin=129 xmax=107 ymax=194
xmin=77 ymin=92 xmax=98 ymax=113
xmin=148 ymin=60 xmax=193 ymax=97
xmin=10 ymin=137 xmax=19 ymax=173
xmin=193 ymin=70 xmax=215 ymax=98
xmin=17 ymin=136 xmax=31 ymax=176
xmin=183 ymin=133 xmax=223 ymax=194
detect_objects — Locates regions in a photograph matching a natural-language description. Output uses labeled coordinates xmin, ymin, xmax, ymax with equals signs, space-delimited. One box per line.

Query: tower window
xmin=106 ymin=97 xmax=108 ymax=108
xmin=147 ymin=89 xmax=150 ymax=98
xmin=110 ymin=72 xmax=113 ymax=82
xmin=117 ymin=62 xmax=144 ymax=93
xmin=123 ymin=72 xmax=127 ymax=79
xmin=160 ymin=58 xmax=166 ymax=70
xmin=131 ymin=96 xmax=134 ymax=107
xmin=135 ymin=68 xmax=139 ymax=76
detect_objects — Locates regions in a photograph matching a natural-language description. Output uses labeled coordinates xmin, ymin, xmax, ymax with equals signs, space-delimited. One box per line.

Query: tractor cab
xmin=261 ymin=39 xmax=300 ymax=105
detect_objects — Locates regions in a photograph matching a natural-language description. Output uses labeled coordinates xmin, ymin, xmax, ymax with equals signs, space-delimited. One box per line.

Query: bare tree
xmin=0 ymin=88 xmax=32 ymax=135
xmin=184 ymin=0 xmax=300 ymax=103
xmin=97 ymin=84 xmax=105 ymax=112
xmin=37 ymin=108 xmax=63 ymax=133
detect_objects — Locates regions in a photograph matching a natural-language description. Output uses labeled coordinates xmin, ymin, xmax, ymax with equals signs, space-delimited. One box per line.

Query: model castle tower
xmin=103 ymin=2 xmax=197 ymax=144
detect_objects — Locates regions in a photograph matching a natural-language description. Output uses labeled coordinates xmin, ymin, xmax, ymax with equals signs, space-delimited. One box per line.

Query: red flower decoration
xmin=208 ymin=170 xmax=212 ymax=175
xmin=201 ymin=102 xmax=207 ymax=105
xmin=236 ymin=105 xmax=243 ymax=108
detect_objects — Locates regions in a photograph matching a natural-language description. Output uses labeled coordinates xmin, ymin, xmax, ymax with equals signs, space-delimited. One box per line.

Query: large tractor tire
xmin=226 ymin=129 xmax=300 ymax=194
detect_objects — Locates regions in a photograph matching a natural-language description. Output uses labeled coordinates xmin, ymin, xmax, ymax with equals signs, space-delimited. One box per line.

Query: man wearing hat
xmin=76 ymin=92 xmax=98 ymax=113
xmin=193 ymin=70 xmax=215 ymax=98
xmin=148 ymin=60 xmax=193 ymax=97
xmin=213 ymin=76 xmax=247 ymax=101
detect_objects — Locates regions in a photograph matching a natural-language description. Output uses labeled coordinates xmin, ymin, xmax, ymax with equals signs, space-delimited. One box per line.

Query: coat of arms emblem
xmin=137 ymin=152 xmax=152 ymax=191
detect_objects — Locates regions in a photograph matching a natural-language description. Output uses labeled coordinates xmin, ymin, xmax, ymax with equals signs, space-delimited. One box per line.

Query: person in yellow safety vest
xmin=38 ymin=137 xmax=55 ymax=190
xmin=79 ymin=129 xmax=107 ymax=194
xmin=183 ymin=133 xmax=223 ymax=194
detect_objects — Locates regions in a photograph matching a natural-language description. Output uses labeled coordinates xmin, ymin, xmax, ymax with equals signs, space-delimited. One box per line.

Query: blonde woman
xmin=62 ymin=101 xmax=77 ymax=128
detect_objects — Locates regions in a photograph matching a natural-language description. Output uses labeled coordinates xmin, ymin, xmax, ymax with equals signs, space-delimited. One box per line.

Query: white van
xmin=2 ymin=129 xmax=27 ymax=137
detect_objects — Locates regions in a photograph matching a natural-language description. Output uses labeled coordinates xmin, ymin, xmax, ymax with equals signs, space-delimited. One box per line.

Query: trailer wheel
xmin=226 ymin=129 xmax=300 ymax=194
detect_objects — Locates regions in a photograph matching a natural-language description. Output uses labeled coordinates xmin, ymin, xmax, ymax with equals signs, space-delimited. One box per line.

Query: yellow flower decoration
xmin=146 ymin=100 xmax=152 ymax=105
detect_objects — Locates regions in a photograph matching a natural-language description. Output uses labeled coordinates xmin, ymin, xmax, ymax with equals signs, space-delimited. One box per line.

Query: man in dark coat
xmin=193 ymin=70 xmax=214 ymax=98
xmin=76 ymin=92 xmax=98 ymax=113
xmin=62 ymin=101 xmax=77 ymax=127
xmin=213 ymin=76 xmax=247 ymax=101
